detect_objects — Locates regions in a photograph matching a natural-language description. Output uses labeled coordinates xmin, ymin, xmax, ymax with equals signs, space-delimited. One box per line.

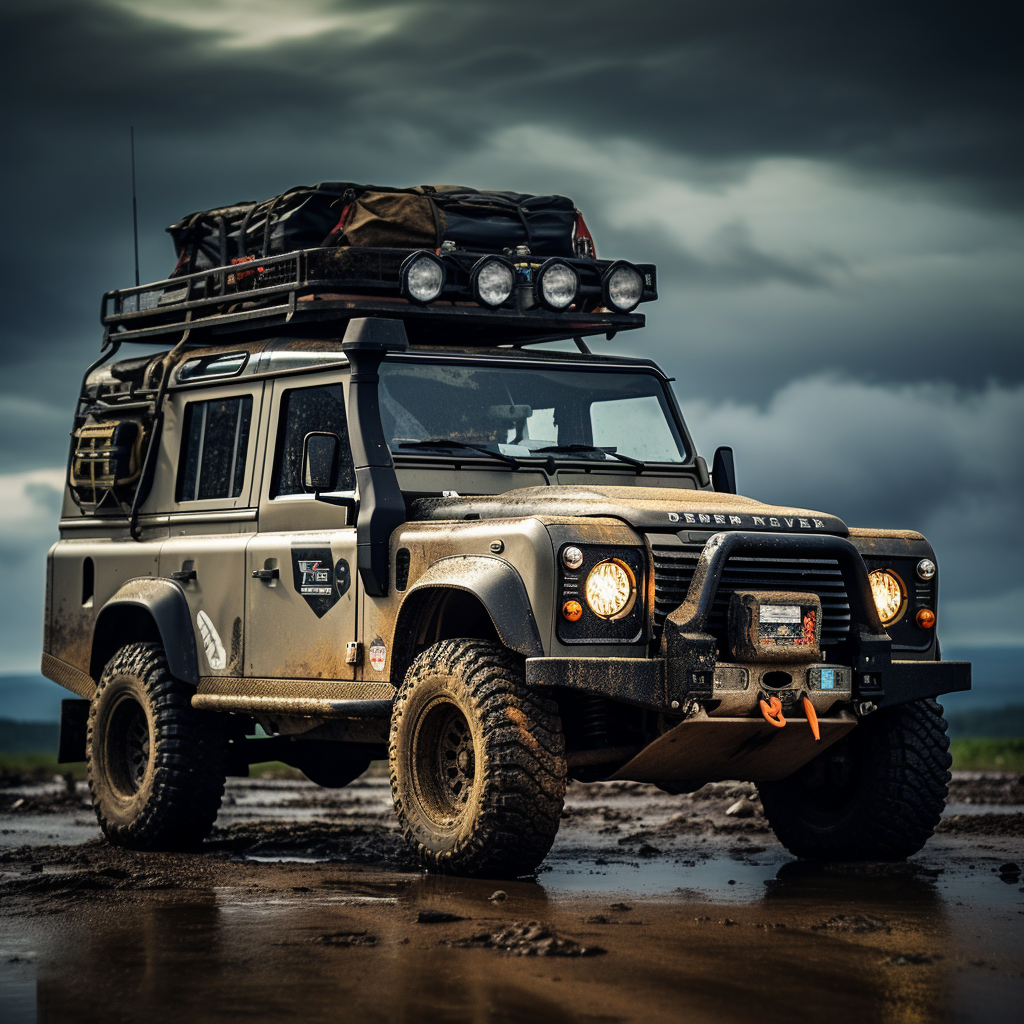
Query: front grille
xmin=651 ymin=543 xmax=852 ymax=647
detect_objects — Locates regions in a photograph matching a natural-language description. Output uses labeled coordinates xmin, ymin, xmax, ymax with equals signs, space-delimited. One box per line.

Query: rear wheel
xmin=758 ymin=698 xmax=951 ymax=860
xmin=390 ymin=639 xmax=566 ymax=877
xmin=87 ymin=642 xmax=227 ymax=850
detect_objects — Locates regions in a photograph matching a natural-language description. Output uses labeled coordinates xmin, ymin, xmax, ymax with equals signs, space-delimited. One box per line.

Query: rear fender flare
xmin=91 ymin=577 xmax=199 ymax=685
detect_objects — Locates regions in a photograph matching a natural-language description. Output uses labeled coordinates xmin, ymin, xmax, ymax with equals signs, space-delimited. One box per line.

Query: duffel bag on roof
xmin=166 ymin=183 xmax=594 ymax=276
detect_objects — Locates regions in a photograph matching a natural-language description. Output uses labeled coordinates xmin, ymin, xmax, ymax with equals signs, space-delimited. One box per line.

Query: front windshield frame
xmin=379 ymin=352 xmax=696 ymax=469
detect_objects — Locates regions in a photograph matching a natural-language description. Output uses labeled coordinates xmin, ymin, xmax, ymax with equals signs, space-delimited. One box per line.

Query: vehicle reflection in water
xmin=29 ymin=860 xmax=988 ymax=1024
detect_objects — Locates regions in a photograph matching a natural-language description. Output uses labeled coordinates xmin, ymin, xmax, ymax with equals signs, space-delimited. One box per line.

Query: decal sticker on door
xmin=369 ymin=640 xmax=387 ymax=671
xmin=292 ymin=547 xmax=349 ymax=618
xmin=196 ymin=610 xmax=227 ymax=671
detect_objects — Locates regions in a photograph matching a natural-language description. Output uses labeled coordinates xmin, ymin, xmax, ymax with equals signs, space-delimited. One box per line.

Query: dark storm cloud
xmin=6 ymin=0 xmax=1023 ymax=203
xmin=0 ymin=0 xmax=1020 ymax=663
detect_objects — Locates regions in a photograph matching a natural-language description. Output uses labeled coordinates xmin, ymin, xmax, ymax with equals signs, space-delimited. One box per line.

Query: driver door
xmin=245 ymin=372 xmax=359 ymax=681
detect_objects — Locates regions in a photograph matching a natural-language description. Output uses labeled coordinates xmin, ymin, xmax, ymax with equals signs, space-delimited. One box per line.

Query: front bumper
xmin=525 ymin=654 xmax=971 ymax=712
xmin=527 ymin=530 xmax=971 ymax=713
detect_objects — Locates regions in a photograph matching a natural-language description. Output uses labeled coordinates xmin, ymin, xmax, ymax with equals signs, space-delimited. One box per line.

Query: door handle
xmin=171 ymin=569 xmax=196 ymax=582
xmin=252 ymin=568 xmax=279 ymax=581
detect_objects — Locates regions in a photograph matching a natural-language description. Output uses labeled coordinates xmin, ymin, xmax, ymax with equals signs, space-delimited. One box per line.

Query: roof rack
xmin=101 ymin=247 xmax=656 ymax=347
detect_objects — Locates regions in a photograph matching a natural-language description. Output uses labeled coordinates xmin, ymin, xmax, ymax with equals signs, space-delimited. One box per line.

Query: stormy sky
xmin=1 ymin=0 xmax=1021 ymax=670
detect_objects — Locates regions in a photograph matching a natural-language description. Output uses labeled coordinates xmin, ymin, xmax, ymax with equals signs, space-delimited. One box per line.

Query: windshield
xmin=378 ymin=361 xmax=688 ymax=464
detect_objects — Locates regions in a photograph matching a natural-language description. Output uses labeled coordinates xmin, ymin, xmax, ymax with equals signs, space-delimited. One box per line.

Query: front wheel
xmin=758 ymin=698 xmax=952 ymax=860
xmin=389 ymin=639 xmax=566 ymax=877
xmin=87 ymin=642 xmax=227 ymax=850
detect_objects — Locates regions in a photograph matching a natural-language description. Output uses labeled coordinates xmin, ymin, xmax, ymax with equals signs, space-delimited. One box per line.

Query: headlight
xmin=536 ymin=259 xmax=579 ymax=310
xmin=603 ymin=262 xmax=643 ymax=313
xmin=471 ymin=256 xmax=514 ymax=307
xmin=584 ymin=558 xmax=636 ymax=620
xmin=868 ymin=569 xmax=906 ymax=625
xmin=400 ymin=251 xmax=445 ymax=304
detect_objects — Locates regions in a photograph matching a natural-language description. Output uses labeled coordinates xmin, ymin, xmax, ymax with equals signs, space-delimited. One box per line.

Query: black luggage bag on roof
xmin=166 ymin=183 xmax=587 ymax=277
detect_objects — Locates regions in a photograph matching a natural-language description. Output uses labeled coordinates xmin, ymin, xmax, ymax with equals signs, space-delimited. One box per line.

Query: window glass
xmin=378 ymin=363 xmax=687 ymax=463
xmin=591 ymin=395 xmax=687 ymax=462
xmin=178 ymin=396 xmax=252 ymax=501
xmin=273 ymin=384 xmax=354 ymax=496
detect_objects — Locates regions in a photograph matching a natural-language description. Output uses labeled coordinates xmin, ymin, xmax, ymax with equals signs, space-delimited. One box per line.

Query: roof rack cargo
xmin=101 ymin=246 xmax=657 ymax=348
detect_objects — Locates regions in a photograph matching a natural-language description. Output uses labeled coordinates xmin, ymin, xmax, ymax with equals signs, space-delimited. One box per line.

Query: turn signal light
xmin=562 ymin=600 xmax=583 ymax=622
xmin=916 ymin=608 xmax=936 ymax=629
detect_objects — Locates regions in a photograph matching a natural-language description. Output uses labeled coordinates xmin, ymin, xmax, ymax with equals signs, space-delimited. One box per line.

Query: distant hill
xmin=0 ymin=718 xmax=60 ymax=754
xmin=0 ymin=674 xmax=71 ymax=722
xmin=939 ymin=645 xmax=1022 ymax=713
xmin=944 ymin=705 xmax=1024 ymax=739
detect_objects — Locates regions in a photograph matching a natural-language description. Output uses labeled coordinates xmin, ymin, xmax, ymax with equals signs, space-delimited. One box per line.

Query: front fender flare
xmin=401 ymin=555 xmax=544 ymax=658
xmin=91 ymin=577 xmax=199 ymax=685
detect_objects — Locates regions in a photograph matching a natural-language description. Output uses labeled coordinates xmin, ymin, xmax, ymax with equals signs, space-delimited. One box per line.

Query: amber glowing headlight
xmin=868 ymin=569 xmax=906 ymax=625
xmin=584 ymin=558 xmax=636 ymax=620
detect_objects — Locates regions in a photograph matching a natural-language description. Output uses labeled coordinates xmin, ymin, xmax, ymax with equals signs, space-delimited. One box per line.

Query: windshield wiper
xmin=396 ymin=438 xmax=521 ymax=469
xmin=533 ymin=443 xmax=645 ymax=471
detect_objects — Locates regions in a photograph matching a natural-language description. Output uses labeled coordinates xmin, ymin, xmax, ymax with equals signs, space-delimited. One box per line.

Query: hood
xmin=410 ymin=485 xmax=848 ymax=535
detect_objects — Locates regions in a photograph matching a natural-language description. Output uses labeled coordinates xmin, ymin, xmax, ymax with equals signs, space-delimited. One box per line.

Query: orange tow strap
xmin=759 ymin=695 xmax=786 ymax=728
xmin=801 ymin=695 xmax=821 ymax=742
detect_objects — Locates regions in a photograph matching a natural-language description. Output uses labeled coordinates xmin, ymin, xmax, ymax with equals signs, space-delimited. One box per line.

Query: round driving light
xmin=916 ymin=608 xmax=936 ymax=629
xmin=868 ymin=569 xmax=906 ymax=625
xmin=604 ymin=262 xmax=643 ymax=313
xmin=562 ymin=546 xmax=584 ymax=570
xmin=400 ymin=251 xmax=445 ymax=304
xmin=584 ymin=558 xmax=636 ymax=620
xmin=562 ymin=600 xmax=583 ymax=622
xmin=917 ymin=558 xmax=936 ymax=581
xmin=471 ymin=257 xmax=514 ymax=308
xmin=537 ymin=260 xmax=579 ymax=310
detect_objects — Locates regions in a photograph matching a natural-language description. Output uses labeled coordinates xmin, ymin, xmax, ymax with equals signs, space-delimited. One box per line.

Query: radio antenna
xmin=130 ymin=127 xmax=140 ymax=286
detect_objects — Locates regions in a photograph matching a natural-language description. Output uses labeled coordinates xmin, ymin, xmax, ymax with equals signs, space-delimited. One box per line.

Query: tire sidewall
xmin=88 ymin=658 xmax=158 ymax=837
xmin=392 ymin=660 xmax=486 ymax=856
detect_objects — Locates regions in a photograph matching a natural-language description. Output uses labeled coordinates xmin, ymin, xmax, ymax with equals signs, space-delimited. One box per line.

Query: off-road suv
xmin=43 ymin=242 xmax=969 ymax=875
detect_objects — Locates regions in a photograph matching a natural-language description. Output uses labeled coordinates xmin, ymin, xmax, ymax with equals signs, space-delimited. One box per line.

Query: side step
xmin=192 ymin=694 xmax=393 ymax=718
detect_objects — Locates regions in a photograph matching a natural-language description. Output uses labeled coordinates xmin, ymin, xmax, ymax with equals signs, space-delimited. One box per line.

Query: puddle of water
xmin=943 ymin=803 xmax=1024 ymax=816
xmin=543 ymin=852 xmax=789 ymax=900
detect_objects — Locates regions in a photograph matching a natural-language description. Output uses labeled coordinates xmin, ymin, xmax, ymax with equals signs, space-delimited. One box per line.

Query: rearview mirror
xmin=712 ymin=446 xmax=736 ymax=494
xmin=302 ymin=432 xmax=340 ymax=492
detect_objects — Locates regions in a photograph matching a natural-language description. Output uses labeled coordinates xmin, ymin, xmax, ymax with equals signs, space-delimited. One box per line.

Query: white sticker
xmin=369 ymin=645 xmax=387 ymax=671
xmin=196 ymin=610 xmax=226 ymax=671
xmin=760 ymin=605 xmax=801 ymax=624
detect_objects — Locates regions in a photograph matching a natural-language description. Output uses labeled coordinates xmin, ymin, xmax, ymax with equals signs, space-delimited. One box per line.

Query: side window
xmin=273 ymin=383 xmax=354 ymax=496
xmin=178 ymin=395 xmax=253 ymax=502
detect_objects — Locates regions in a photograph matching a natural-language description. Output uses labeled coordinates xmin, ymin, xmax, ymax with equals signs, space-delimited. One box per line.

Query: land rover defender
xmin=42 ymin=240 xmax=970 ymax=875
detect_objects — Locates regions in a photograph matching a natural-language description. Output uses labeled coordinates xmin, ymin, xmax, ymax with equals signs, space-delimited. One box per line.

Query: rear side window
xmin=178 ymin=396 xmax=253 ymax=501
xmin=273 ymin=383 xmax=354 ymax=496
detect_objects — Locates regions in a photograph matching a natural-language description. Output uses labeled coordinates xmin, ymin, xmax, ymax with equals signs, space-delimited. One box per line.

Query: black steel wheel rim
xmin=105 ymin=693 xmax=151 ymax=798
xmin=411 ymin=697 xmax=477 ymax=828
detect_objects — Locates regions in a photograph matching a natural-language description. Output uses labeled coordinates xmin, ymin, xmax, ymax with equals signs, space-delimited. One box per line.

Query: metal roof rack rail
xmin=100 ymin=247 xmax=657 ymax=347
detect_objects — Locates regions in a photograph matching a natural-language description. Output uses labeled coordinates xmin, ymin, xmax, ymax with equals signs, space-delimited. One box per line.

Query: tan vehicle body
xmin=45 ymin=335 xmax=957 ymax=788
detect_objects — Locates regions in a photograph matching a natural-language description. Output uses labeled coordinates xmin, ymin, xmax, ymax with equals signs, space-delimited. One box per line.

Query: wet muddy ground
xmin=1 ymin=771 xmax=1022 ymax=1023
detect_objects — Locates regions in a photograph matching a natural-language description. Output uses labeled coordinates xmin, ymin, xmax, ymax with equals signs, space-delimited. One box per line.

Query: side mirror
xmin=712 ymin=446 xmax=737 ymax=494
xmin=302 ymin=432 xmax=340 ymax=493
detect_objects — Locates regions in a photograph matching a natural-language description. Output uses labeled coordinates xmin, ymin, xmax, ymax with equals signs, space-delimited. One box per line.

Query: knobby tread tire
xmin=87 ymin=642 xmax=227 ymax=851
xmin=758 ymin=698 xmax=952 ymax=860
xmin=389 ymin=638 xmax=567 ymax=877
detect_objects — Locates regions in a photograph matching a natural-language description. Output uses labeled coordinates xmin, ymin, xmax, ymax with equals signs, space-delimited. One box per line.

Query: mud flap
xmin=58 ymin=699 xmax=90 ymax=764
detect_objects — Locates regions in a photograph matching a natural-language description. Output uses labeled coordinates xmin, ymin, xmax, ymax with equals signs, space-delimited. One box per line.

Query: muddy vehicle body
xmin=43 ymin=243 xmax=970 ymax=875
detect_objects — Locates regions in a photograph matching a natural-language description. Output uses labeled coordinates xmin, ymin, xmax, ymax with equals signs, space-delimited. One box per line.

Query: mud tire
xmin=758 ymin=698 xmax=952 ymax=860
xmin=389 ymin=638 xmax=566 ymax=877
xmin=87 ymin=642 xmax=227 ymax=850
